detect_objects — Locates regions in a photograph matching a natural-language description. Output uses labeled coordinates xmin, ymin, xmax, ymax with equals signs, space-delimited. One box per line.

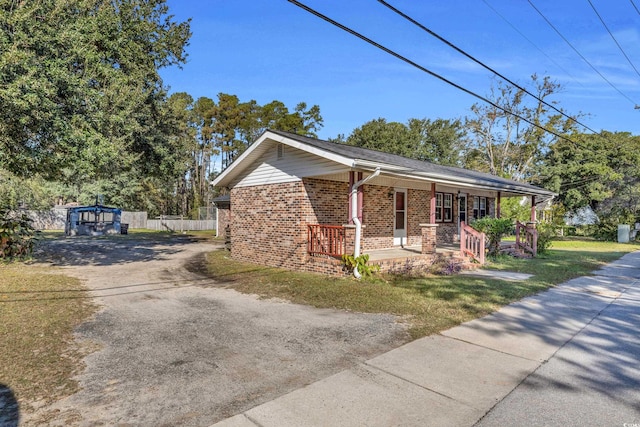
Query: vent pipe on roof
xmin=351 ymin=168 xmax=380 ymax=279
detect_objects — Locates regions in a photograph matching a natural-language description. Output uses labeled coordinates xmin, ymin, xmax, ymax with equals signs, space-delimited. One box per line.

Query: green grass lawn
xmin=0 ymin=264 xmax=96 ymax=411
xmin=204 ymin=239 xmax=639 ymax=339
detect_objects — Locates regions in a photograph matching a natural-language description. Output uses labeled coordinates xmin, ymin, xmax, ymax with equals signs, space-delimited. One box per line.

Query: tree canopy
xmin=465 ymin=74 xmax=578 ymax=180
xmin=540 ymin=131 xmax=640 ymax=222
xmin=0 ymin=0 xmax=191 ymax=178
xmin=341 ymin=117 xmax=466 ymax=166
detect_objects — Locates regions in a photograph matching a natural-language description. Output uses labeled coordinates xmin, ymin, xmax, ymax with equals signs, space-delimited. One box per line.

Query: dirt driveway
xmin=27 ymin=235 xmax=408 ymax=426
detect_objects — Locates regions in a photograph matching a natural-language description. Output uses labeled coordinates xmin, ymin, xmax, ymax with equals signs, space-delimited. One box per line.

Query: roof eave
xmin=352 ymin=160 xmax=556 ymax=198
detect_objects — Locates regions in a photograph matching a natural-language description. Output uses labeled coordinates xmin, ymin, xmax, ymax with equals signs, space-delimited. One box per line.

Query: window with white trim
xmin=473 ymin=196 xmax=487 ymax=219
xmin=444 ymin=193 xmax=453 ymax=222
xmin=435 ymin=192 xmax=454 ymax=223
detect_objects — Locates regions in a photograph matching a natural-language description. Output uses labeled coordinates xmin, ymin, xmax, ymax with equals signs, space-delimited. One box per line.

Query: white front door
xmin=393 ymin=189 xmax=407 ymax=246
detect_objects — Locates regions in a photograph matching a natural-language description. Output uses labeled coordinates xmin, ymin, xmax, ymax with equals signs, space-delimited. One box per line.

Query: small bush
xmin=0 ymin=209 xmax=37 ymax=260
xmin=592 ymin=219 xmax=619 ymax=241
xmin=341 ymin=253 xmax=380 ymax=278
xmin=536 ymin=221 xmax=555 ymax=254
xmin=470 ymin=217 xmax=513 ymax=257
xmin=386 ymin=255 xmax=461 ymax=278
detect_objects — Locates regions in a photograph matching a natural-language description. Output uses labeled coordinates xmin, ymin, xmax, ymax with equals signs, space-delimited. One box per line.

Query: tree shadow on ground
xmin=449 ymin=253 xmax=640 ymax=415
xmin=0 ymin=384 xmax=19 ymax=427
xmin=33 ymin=234 xmax=214 ymax=267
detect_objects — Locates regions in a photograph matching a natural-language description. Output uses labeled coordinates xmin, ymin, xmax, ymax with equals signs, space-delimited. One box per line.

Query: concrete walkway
xmin=212 ymin=251 xmax=640 ymax=427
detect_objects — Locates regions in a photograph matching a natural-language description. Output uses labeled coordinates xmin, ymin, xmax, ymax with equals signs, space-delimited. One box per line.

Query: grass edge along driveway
xmin=204 ymin=239 xmax=640 ymax=339
xmin=0 ymin=264 xmax=97 ymax=418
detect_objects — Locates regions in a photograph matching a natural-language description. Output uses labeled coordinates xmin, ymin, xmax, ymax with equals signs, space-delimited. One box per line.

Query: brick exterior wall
xmin=421 ymin=225 xmax=437 ymax=254
xmin=230 ymin=178 xmax=351 ymax=275
xmin=216 ymin=206 xmax=230 ymax=237
xmin=361 ymin=185 xmax=393 ymax=250
xmin=229 ymin=178 xmax=497 ymax=276
xmin=407 ymin=189 xmax=431 ymax=246
xmin=230 ymin=181 xmax=307 ymax=271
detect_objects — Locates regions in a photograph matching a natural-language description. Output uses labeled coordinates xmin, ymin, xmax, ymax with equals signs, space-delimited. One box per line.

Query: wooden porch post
xmin=430 ymin=183 xmax=436 ymax=224
xmin=497 ymin=192 xmax=501 ymax=218
xmin=530 ymin=195 xmax=537 ymax=223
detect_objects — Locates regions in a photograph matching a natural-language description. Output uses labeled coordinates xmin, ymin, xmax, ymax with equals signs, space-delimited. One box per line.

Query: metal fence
xmin=198 ymin=206 xmax=217 ymax=221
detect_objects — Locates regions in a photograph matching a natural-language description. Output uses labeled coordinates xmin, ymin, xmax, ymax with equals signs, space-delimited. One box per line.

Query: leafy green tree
xmin=211 ymin=95 xmax=324 ymax=170
xmin=0 ymin=0 xmax=191 ymax=178
xmin=345 ymin=118 xmax=413 ymax=157
xmin=407 ymin=118 xmax=466 ymax=166
xmin=344 ymin=117 xmax=466 ymax=165
xmin=464 ymin=74 xmax=578 ymax=180
xmin=540 ymin=131 xmax=640 ymax=222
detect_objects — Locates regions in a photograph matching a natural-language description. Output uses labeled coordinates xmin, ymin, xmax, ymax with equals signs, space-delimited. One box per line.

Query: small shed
xmin=65 ymin=204 xmax=122 ymax=236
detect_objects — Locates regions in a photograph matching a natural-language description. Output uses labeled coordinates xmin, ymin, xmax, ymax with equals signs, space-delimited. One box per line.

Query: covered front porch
xmin=308 ymin=220 xmax=538 ymax=273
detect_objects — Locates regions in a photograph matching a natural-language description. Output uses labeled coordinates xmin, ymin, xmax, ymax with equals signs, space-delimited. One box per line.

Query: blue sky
xmin=160 ymin=0 xmax=640 ymax=140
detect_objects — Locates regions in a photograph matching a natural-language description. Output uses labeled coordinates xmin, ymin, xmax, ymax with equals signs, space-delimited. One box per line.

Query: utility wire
xmin=588 ymin=0 xmax=640 ymax=79
xmin=287 ymin=0 xmax=579 ymax=147
xmin=377 ymin=0 xmax=601 ymax=136
xmin=481 ymin=0 xmax=584 ymax=88
xmin=528 ymin=0 xmax=639 ymax=108
xmin=631 ymin=0 xmax=640 ymax=17
xmin=378 ymin=0 xmax=632 ymax=157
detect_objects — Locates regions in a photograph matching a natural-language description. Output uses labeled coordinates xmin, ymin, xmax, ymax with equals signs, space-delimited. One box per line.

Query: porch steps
xmin=499 ymin=243 xmax=533 ymax=259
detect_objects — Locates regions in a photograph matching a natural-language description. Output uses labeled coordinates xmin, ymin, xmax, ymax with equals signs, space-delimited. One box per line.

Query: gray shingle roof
xmin=269 ymin=130 xmax=555 ymax=197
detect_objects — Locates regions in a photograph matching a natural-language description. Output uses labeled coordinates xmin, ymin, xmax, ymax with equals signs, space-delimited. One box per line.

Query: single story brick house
xmin=212 ymin=130 xmax=556 ymax=276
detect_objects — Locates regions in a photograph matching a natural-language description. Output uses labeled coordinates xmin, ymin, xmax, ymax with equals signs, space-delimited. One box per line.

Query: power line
xmin=588 ymin=0 xmax=640 ymax=80
xmin=631 ymin=0 xmax=640 ymax=17
xmin=376 ymin=0 xmax=601 ymax=136
xmin=378 ymin=0 xmax=634 ymax=157
xmin=480 ymin=0 xmax=584 ymax=88
xmin=527 ymin=0 xmax=639 ymax=108
xmin=287 ymin=0 xmax=578 ymax=147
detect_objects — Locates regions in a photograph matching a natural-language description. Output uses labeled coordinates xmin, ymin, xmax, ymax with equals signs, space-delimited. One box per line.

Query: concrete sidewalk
xmin=212 ymin=251 xmax=640 ymax=427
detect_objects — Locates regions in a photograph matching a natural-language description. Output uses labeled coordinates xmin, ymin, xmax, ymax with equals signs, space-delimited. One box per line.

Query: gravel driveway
xmin=27 ymin=235 xmax=408 ymax=426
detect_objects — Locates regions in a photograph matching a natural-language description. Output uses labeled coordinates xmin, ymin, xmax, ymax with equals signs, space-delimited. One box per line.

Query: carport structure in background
xmin=65 ymin=204 xmax=122 ymax=236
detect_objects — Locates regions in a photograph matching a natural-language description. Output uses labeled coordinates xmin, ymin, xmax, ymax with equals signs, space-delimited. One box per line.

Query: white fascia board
xmin=211 ymin=131 xmax=273 ymax=187
xmin=270 ymin=133 xmax=354 ymax=167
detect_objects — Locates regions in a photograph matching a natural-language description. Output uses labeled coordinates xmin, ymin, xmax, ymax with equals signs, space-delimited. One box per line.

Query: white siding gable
xmin=230 ymin=142 xmax=348 ymax=188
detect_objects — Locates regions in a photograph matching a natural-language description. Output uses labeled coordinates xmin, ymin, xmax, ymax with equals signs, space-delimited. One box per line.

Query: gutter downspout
xmin=351 ymin=167 xmax=381 ymax=279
